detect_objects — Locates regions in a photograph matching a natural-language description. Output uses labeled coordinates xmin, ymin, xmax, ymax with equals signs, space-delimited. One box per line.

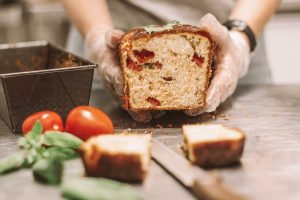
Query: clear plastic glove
xmin=185 ymin=13 xmax=250 ymax=116
xmin=84 ymin=25 xmax=165 ymax=122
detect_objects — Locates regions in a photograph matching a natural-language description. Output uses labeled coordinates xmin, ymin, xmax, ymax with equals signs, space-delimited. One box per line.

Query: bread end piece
xmin=80 ymin=134 xmax=151 ymax=182
xmin=182 ymin=124 xmax=245 ymax=168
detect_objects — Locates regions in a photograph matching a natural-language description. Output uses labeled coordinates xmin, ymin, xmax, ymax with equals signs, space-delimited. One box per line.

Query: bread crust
xmin=80 ymin=135 xmax=151 ymax=182
xmin=183 ymin=124 xmax=245 ymax=168
xmin=81 ymin=147 xmax=146 ymax=182
xmin=191 ymin=135 xmax=245 ymax=168
xmin=119 ymin=25 xmax=216 ymax=111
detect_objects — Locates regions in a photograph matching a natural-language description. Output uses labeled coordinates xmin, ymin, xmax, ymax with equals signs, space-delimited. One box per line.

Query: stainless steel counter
xmin=0 ymin=85 xmax=300 ymax=200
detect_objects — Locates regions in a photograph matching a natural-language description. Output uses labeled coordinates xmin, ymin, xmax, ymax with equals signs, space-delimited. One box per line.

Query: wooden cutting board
xmin=0 ymin=85 xmax=300 ymax=200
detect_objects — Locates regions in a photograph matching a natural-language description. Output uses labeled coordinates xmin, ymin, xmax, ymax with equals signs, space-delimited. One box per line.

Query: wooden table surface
xmin=0 ymin=85 xmax=299 ymax=200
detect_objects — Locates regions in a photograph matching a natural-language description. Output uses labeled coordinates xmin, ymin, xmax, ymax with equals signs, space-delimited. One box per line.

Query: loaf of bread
xmin=182 ymin=124 xmax=245 ymax=167
xmin=80 ymin=134 xmax=151 ymax=182
xmin=119 ymin=21 xmax=215 ymax=110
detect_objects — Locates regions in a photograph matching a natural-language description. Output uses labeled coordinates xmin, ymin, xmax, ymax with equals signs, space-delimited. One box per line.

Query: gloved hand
xmin=185 ymin=13 xmax=251 ymax=116
xmin=84 ymin=25 xmax=165 ymax=122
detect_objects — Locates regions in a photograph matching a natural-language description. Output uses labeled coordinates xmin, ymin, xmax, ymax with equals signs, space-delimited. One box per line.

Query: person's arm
xmin=229 ymin=0 xmax=281 ymax=47
xmin=61 ymin=0 xmax=112 ymax=38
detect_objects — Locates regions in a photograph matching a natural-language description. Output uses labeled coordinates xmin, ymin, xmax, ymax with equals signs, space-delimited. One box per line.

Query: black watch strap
xmin=223 ymin=20 xmax=256 ymax=52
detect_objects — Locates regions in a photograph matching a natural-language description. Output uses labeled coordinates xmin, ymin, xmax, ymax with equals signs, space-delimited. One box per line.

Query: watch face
xmin=233 ymin=20 xmax=247 ymax=30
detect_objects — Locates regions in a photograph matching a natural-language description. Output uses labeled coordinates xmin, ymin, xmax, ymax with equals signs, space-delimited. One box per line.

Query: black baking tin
xmin=0 ymin=41 xmax=97 ymax=132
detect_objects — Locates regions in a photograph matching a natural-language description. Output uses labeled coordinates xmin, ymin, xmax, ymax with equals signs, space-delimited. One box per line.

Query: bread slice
xmin=80 ymin=134 xmax=151 ymax=182
xmin=119 ymin=22 xmax=215 ymax=110
xmin=182 ymin=124 xmax=245 ymax=167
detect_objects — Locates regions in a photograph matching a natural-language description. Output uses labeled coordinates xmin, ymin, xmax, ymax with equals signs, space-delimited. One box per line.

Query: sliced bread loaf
xmin=119 ymin=22 xmax=215 ymax=110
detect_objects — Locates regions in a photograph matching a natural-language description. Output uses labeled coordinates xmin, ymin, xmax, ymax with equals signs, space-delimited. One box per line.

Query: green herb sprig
xmin=0 ymin=121 xmax=143 ymax=199
xmin=61 ymin=177 xmax=143 ymax=200
xmin=143 ymin=20 xmax=180 ymax=34
xmin=0 ymin=121 xmax=83 ymax=185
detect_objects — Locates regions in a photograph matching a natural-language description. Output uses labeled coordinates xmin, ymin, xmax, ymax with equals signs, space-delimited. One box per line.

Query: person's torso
xmin=108 ymin=0 xmax=234 ymax=30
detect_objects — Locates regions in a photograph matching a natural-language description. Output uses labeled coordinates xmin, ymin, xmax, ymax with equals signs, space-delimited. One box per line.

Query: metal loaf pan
xmin=0 ymin=41 xmax=97 ymax=133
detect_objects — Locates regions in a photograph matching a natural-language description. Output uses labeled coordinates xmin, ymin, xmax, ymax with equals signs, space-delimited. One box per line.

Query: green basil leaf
xmin=26 ymin=120 xmax=43 ymax=141
xmin=19 ymin=120 xmax=43 ymax=150
xmin=0 ymin=152 xmax=25 ymax=175
xmin=44 ymin=146 xmax=79 ymax=161
xmin=22 ymin=146 xmax=47 ymax=168
xmin=61 ymin=178 xmax=143 ymax=200
xmin=18 ymin=137 xmax=30 ymax=149
xmin=32 ymin=157 xmax=63 ymax=185
xmin=43 ymin=131 xmax=83 ymax=149
xmin=143 ymin=20 xmax=180 ymax=34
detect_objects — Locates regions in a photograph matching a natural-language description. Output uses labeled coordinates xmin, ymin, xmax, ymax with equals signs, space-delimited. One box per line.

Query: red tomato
xmin=22 ymin=111 xmax=64 ymax=134
xmin=65 ymin=106 xmax=114 ymax=141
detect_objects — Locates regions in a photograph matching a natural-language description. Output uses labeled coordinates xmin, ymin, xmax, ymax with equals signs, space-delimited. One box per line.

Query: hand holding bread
xmin=84 ymin=25 xmax=165 ymax=122
xmin=85 ymin=13 xmax=251 ymax=122
xmin=84 ymin=25 xmax=125 ymax=98
xmin=185 ymin=14 xmax=251 ymax=116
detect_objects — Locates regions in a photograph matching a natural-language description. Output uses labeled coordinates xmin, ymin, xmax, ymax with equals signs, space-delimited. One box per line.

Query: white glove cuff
xmin=84 ymin=25 xmax=112 ymax=62
xmin=229 ymin=31 xmax=251 ymax=78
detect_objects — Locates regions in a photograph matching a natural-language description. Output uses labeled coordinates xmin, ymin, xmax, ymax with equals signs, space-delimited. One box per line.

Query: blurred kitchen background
xmin=0 ymin=0 xmax=299 ymax=84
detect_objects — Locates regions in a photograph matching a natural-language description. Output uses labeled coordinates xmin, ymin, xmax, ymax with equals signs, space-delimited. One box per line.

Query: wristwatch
xmin=223 ymin=20 xmax=256 ymax=52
